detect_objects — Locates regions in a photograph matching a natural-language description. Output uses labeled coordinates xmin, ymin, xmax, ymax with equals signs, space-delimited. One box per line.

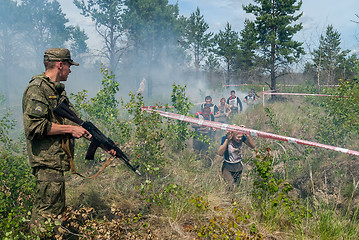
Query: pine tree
xmin=234 ymin=19 xmax=259 ymax=83
xmin=181 ymin=7 xmax=213 ymax=72
xmin=312 ymin=25 xmax=349 ymax=85
xmin=243 ymin=0 xmax=304 ymax=91
xmin=212 ymin=22 xmax=240 ymax=86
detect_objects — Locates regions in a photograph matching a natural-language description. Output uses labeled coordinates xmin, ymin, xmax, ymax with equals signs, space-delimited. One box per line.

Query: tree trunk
xmin=270 ymin=0 xmax=276 ymax=94
xmin=270 ymin=42 xmax=276 ymax=98
xmin=317 ymin=47 xmax=322 ymax=94
xmin=227 ymin=57 xmax=230 ymax=86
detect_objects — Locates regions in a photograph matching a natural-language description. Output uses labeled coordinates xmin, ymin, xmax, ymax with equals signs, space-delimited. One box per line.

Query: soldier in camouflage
xmin=22 ymin=48 xmax=90 ymax=227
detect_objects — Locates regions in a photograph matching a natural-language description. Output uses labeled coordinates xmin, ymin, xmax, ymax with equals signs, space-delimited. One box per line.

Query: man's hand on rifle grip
xmin=71 ymin=126 xmax=91 ymax=139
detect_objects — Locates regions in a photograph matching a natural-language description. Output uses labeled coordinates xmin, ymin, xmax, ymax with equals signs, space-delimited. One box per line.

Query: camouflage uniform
xmin=22 ymin=48 xmax=79 ymax=224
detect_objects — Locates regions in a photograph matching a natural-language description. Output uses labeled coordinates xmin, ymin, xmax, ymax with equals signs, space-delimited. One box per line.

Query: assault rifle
xmin=54 ymin=102 xmax=141 ymax=176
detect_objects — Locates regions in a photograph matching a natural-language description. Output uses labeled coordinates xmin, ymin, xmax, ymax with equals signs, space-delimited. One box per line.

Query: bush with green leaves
xmin=70 ymin=67 xmax=131 ymax=167
xmin=321 ymin=79 xmax=359 ymax=134
xmin=0 ymin=153 xmax=36 ymax=239
xmin=71 ymin=67 xmax=119 ymax=123
xmin=305 ymin=79 xmax=358 ymax=147
xmin=166 ymin=83 xmax=195 ymax=150
xmin=123 ymin=92 xmax=167 ymax=178
xmin=71 ymin=69 xmax=193 ymax=178
xmin=139 ymin=180 xmax=191 ymax=221
xmin=0 ymin=97 xmax=36 ymax=239
xmin=0 ymin=96 xmax=16 ymax=151
xmin=186 ymin=200 xmax=263 ymax=239
xmin=251 ymin=148 xmax=310 ymax=228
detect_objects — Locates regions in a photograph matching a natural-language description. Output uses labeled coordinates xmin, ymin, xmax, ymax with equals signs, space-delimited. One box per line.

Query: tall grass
xmin=2 ymin=84 xmax=359 ymax=239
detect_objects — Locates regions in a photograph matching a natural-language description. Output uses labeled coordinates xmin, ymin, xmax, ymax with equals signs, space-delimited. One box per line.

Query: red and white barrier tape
xmin=223 ymin=84 xmax=266 ymax=87
xmin=263 ymin=92 xmax=344 ymax=97
xmin=142 ymin=106 xmax=174 ymax=109
xmin=142 ymin=107 xmax=359 ymax=157
xmin=223 ymin=84 xmax=339 ymax=87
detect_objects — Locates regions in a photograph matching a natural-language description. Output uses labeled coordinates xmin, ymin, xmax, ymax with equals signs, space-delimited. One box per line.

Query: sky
xmin=59 ymin=0 xmax=359 ymax=54
xmin=168 ymin=0 xmax=359 ymax=51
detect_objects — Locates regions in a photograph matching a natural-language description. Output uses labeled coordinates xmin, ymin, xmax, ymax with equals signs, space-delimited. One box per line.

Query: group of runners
xmin=192 ymin=90 xmax=257 ymax=190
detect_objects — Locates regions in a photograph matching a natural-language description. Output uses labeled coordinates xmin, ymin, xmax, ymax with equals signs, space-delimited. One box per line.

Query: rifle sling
xmin=61 ymin=135 xmax=115 ymax=179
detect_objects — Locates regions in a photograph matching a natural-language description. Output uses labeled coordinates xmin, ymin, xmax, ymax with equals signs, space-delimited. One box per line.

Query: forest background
xmin=1 ymin=0 xmax=359 ymax=239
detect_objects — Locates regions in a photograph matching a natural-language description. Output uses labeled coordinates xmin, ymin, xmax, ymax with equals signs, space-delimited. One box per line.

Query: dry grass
xmin=62 ymin=97 xmax=359 ymax=239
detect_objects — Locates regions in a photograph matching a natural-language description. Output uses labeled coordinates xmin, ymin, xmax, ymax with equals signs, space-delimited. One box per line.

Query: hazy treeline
xmin=1 ymin=0 xmax=358 ymax=106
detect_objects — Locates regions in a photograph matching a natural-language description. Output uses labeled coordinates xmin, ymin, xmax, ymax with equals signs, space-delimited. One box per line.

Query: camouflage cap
xmin=44 ymin=48 xmax=79 ymax=66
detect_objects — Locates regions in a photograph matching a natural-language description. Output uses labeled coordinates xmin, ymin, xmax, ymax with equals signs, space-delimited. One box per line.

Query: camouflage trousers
xmin=31 ymin=167 xmax=66 ymax=225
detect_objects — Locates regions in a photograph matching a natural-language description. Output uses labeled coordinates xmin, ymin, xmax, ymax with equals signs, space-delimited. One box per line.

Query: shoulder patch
xmin=29 ymin=100 xmax=48 ymax=118
xmin=35 ymin=105 xmax=42 ymax=112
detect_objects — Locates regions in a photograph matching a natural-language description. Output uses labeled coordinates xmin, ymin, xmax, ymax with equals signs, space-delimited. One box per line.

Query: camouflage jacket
xmin=22 ymin=73 xmax=77 ymax=171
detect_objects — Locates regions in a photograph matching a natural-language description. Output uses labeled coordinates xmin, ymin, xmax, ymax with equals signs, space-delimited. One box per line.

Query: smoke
xmin=1 ymin=0 xmax=259 ymax=124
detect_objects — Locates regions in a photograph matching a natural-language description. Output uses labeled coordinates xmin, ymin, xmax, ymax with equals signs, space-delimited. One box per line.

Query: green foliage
xmin=68 ymin=25 xmax=89 ymax=56
xmin=180 ymin=7 xmax=213 ymax=70
xmin=234 ymin=19 xmax=259 ymax=82
xmin=204 ymin=53 xmax=221 ymax=74
xmin=187 ymin=201 xmax=263 ymax=239
xmin=70 ymin=67 xmax=121 ymax=125
xmin=139 ymin=180 xmax=189 ymax=220
xmin=312 ymin=79 xmax=359 ymax=146
xmin=309 ymin=205 xmax=359 ymax=240
xmin=0 ymin=111 xmax=16 ymax=151
xmin=70 ymin=89 xmax=89 ymax=117
xmin=190 ymin=196 xmax=209 ymax=211
xmin=264 ymin=107 xmax=282 ymax=133
xmin=74 ymin=0 xmax=125 ymax=71
xmin=70 ymin=67 xmax=130 ymax=164
xmin=89 ymin=68 xmax=120 ymax=122
xmin=243 ymin=0 xmax=304 ymax=90
xmin=251 ymin=148 xmax=310 ymax=227
xmin=166 ymin=83 xmax=195 ymax=150
xmin=122 ymin=0 xmax=185 ymax=92
xmin=20 ymin=0 xmax=88 ymax=62
xmin=124 ymin=92 xmax=166 ymax=177
xmin=212 ymin=22 xmax=240 ymax=85
xmin=0 ymin=153 xmax=36 ymax=239
xmin=171 ymin=83 xmax=192 ymax=115
xmin=0 ymin=0 xmax=24 ymax=74
xmin=70 ymin=72 xmax=195 ymax=178
xmin=278 ymin=82 xmax=319 ymax=94
xmin=311 ymin=25 xmax=350 ymax=85
xmin=323 ymin=79 xmax=359 ymax=135
xmin=0 ymin=96 xmax=35 ymax=239
xmin=123 ymin=0 xmax=181 ymax=48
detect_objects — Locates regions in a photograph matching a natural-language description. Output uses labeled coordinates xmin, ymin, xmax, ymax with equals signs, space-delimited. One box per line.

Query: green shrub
xmin=187 ymin=200 xmax=263 ymax=239
xmin=0 ymin=152 xmax=36 ymax=239
xmin=251 ymin=148 xmax=310 ymax=228
xmin=0 ymin=95 xmax=36 ymax=239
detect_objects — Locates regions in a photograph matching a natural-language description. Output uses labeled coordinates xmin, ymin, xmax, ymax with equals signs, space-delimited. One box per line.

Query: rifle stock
xmin=53 ymin=102 xmax=141 ymax=176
